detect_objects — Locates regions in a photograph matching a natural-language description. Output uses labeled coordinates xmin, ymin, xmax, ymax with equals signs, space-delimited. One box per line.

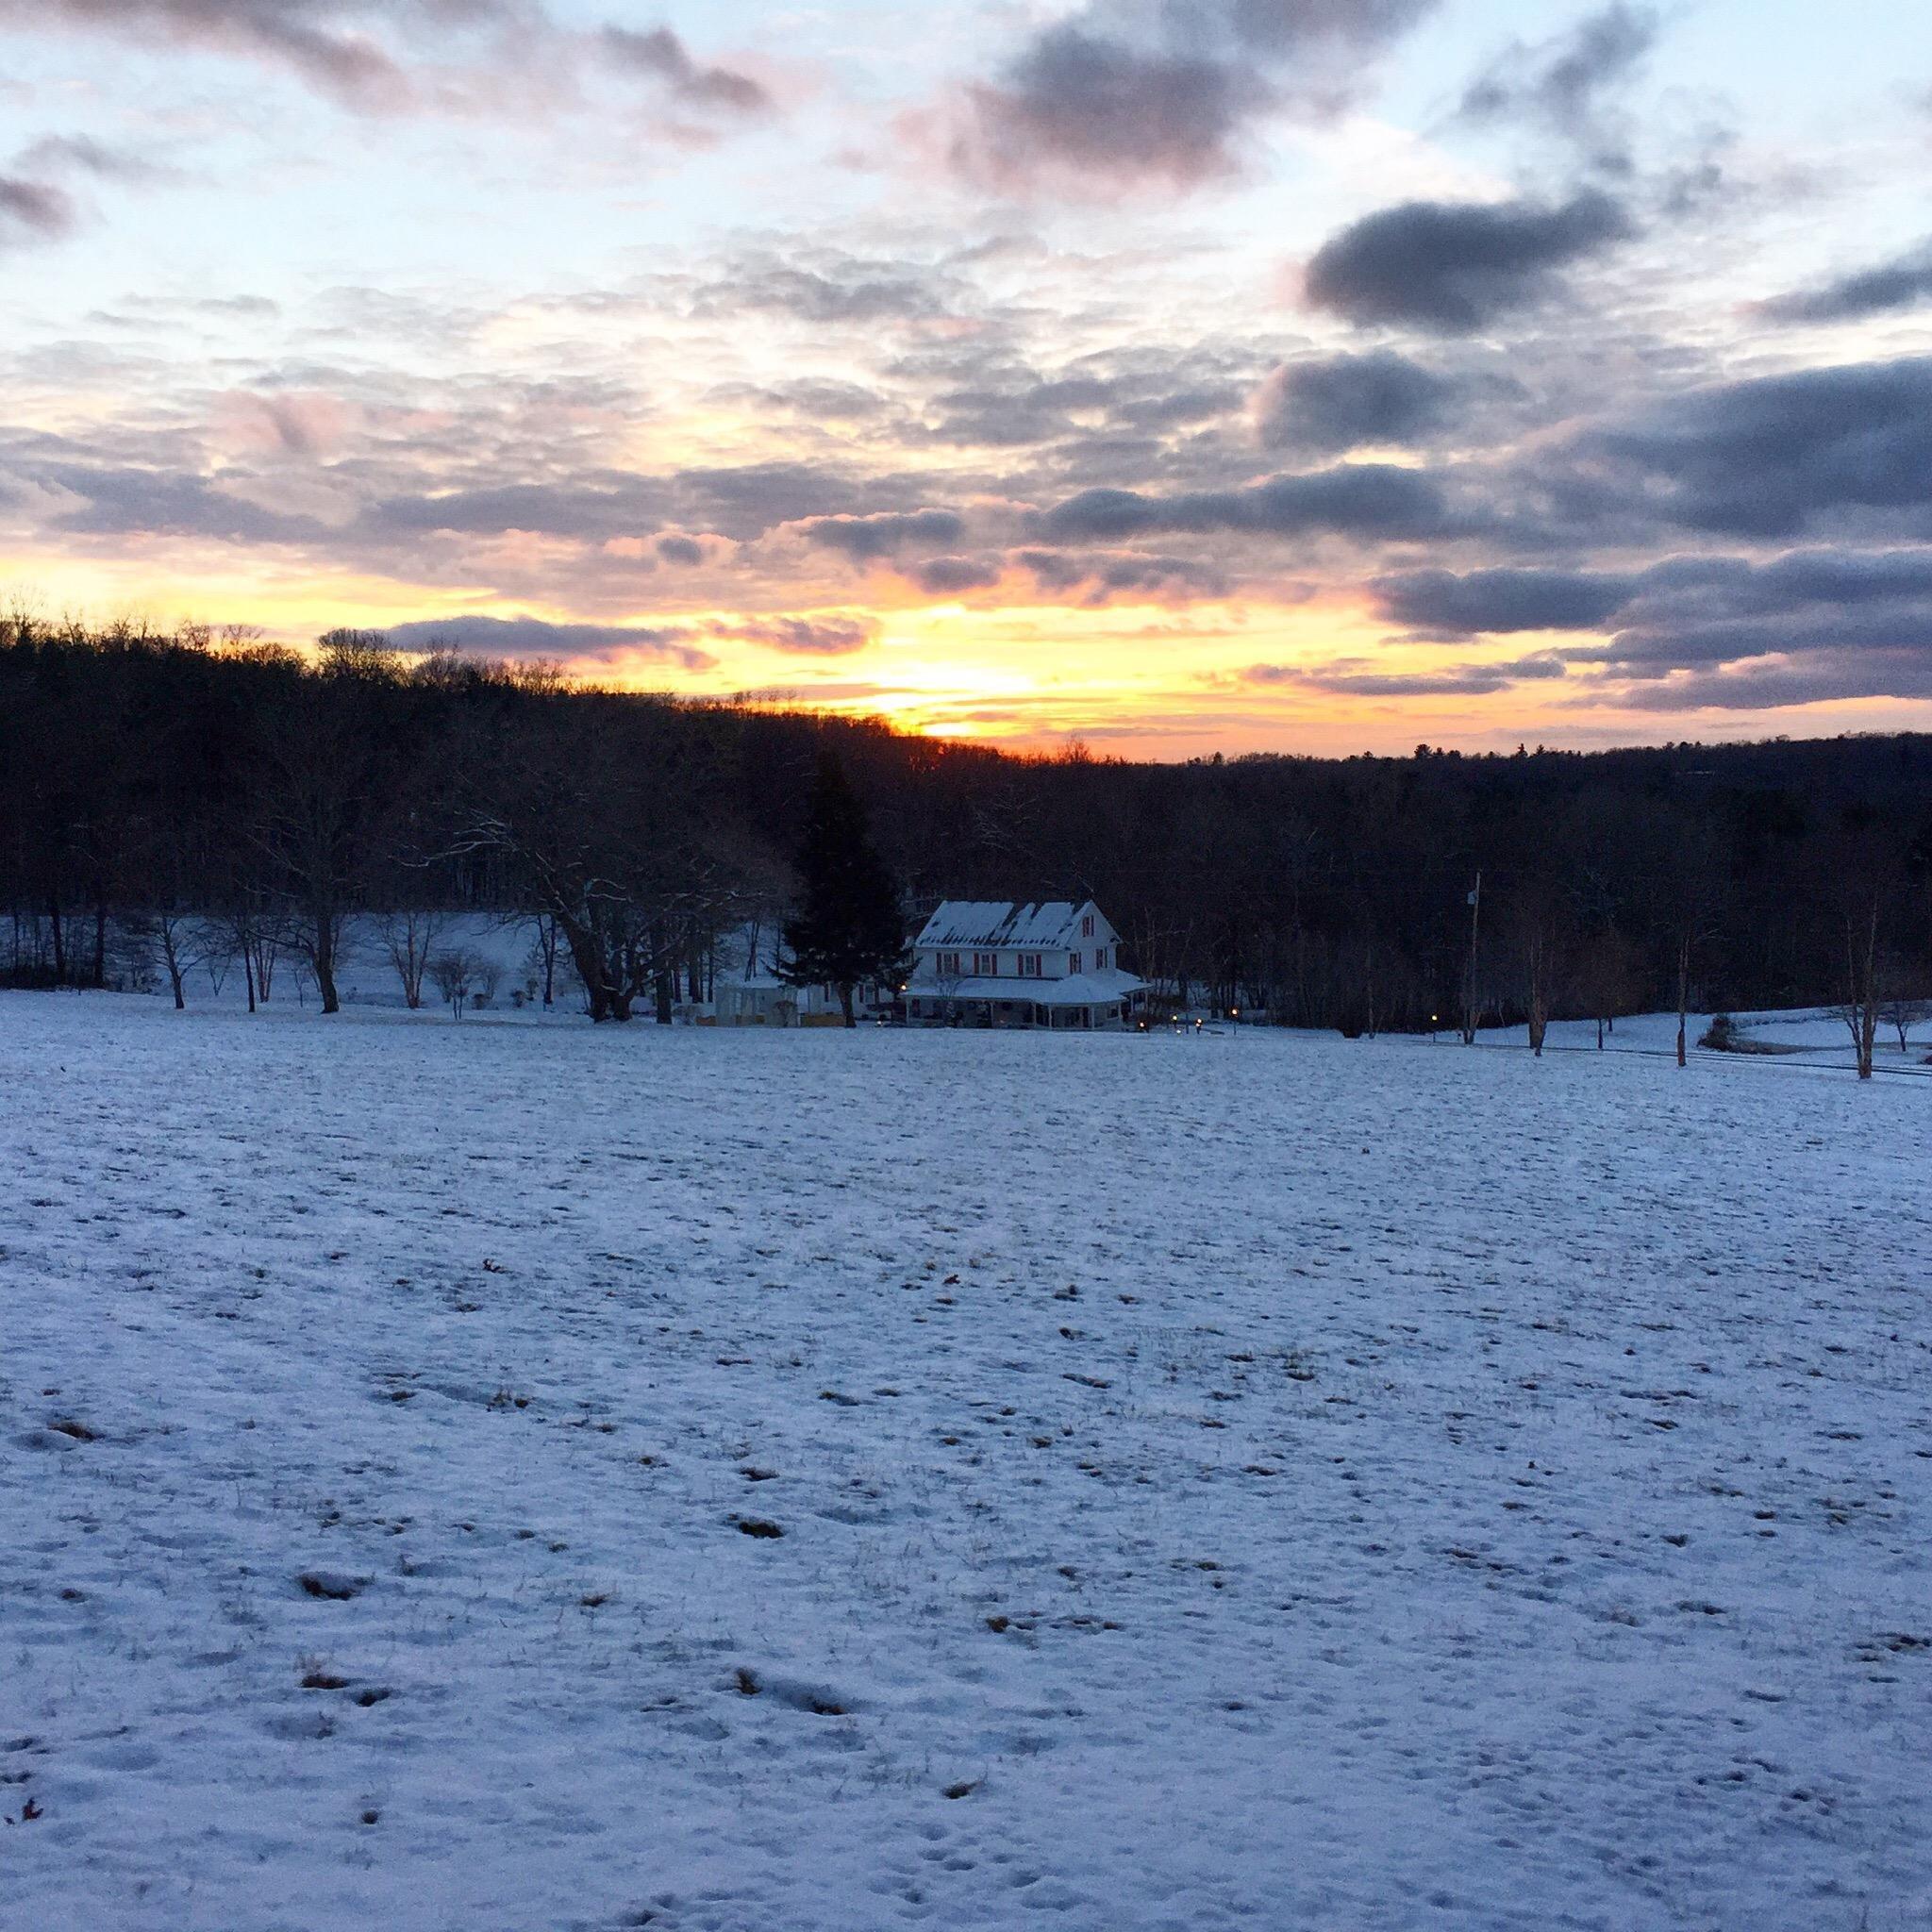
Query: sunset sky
xmin=4 ymin=0 xmax=1931 ymax=755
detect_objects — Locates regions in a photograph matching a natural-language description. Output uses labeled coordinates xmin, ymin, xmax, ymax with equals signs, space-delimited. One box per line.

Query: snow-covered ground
xmin=4 ymin=993 xmax=1929 ymax=1932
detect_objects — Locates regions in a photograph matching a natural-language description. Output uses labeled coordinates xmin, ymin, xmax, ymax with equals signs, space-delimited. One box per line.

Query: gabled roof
xmin=915 ymin=900 xmax=1094 ymax=949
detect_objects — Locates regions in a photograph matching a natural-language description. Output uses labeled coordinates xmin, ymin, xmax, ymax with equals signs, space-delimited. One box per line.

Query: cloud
xmin=1759 ymin=239 xmax=1932 ymax=324
xmin=1607 ymin=649 xmax=1932 ymax=711
xmin=952 ymin=0 xmax=1436 ymax=193
xmin=219 ymin=390 xmax=358 ymax=459
xmin=360 ymin=462 xmax=888 ymax=547
xmin=384 ymin=613 xmax=717 ymax=667
xmin=1372 ymin=565 xmax=1640 ymax=637
xmin=40 ymin=463 xmax=326 ymax=543
xmin=1254 ymin=351 xmax=1465 ymax=454
xmin=1374 ymin=549 xmax=1932 ymax=652
xmin=6 ymin=3 xmax=773 ymax=127
xmin=1363 ymin=545 xmax=1932 ymax=710
xmin=0 ymin=175 xmax=75 ymax=245
xmin=366 ymin=478 xmax=673 ymax=541
xmin=1457 ymin=4 xmax=1658 ymax=170
xmin=1241 ymin=652 xmax=1569 ymax=697
xmin=959 ymin=26 xmax=1265 ymax=192
xmin=1039 ymin=463 xmax=1451 ymax=543
xmin=598 ymin=25 xmax=770 ymax=116
xmin=0 ymin=133 xmax=172 ymax=257
xmin=1303 ymin=191 xmax=1632 ymax=332
xmin=678 ymin=463 xmax=891 ymax=540
xmin=0 ymin=0 xmax=425 ymax=110
xmin=926 ymin=375 xmax=1115 ymax=448
xmin=380 ymin=609 xmax=874 ymax=665
xmin=1012 ymin=548 xmax=1232 ymax=604
xmin=696 ymin=255 xmax=956 ymax=326
xmin=732 ymin=377 xmax=892 ymax=424
xmin=713 ymin=613 xmax=876 ymax=656
xmin=1586 ymin=357 xmax=1932 ymax=536
xmin=1596 ymin=606 xmax=1932 ymax=673
xmin=795 ymin=508 xmax=966 ymax=559
xmin=15 ymin=135 xmax=168 ymax=182
xmin=901 ymin=555 xmax=1003 ymax=595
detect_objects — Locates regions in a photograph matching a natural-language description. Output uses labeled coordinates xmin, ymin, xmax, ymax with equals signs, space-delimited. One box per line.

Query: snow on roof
xmin=915 ymin=901 xmax=1093 ymax=949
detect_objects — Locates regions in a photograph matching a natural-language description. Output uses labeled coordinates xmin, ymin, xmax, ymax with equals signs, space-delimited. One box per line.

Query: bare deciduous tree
xmin=429 ymin=947 xmax=477 ymax=1018
xmin=129 ymin=909 xmax=215 ymax=1009
xmin=378 ymin=909 xmax=445 ymax=1009
xmin=1880 ymin=992 xmax=1929 ymax=1057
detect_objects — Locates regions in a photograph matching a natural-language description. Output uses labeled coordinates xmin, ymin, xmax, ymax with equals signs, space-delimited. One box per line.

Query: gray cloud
xmin=955 ymin=0 xmax=1436 ymax=192
xmin=1458 ymin=4 xmax=1657 ymax=170
xmin=795 ymin=508 xmax=966 ymax=559
xmin=1375 ymin=549 xmax=1932 ymax=644
xmin=1012 ymin=548 xmax=1232 ymax=604
xmin=1759 ymin=240 xmax=1932 ymax=325
xmin=1599 ymin=608 xmax=1932 ymax=673
xmin=1586 ymin=357 xmax=1932 ymax=537
xmin=1373 ymin=565 xmax=1641 ymax=636
xmin=15 ymin=135 xmax=168 ymax=181
xmin=384 ymin=613 xmax=716 ymax=667
xmin=361 ymin=462 xmax=888 ymax=546
xmin=1242 ymin=652 xmax=1569 ymax=697
xmin=1609 ymin=649 xmax=1932 ymax=710
xmin=1039 ymin=463 xmax=1451 ymax=543
xmin=1361 ymin=543 xmax=1932 ymax=710
xmin=366 ymin=477 xmax=672 ymax=541
xmin=715 ymin=613 xmax=876 ymax=656
xmin=8 ymin=3 xmax=773 ymax=126
xmin=1304 ymin=190 xmax=1633 ymax=332
xmin=698 ymin=255 xmax=956 ymax=326
xmin=1255 ymin=351 xmax=1463 ymax=453
xmin=902 ymin=555 xmax=1003 ymax=595
xmin=675 ymin=463 xmax=878 ymax=541
xmin=0 ymin=0 xmax=430 ymax=108
xmin=927 ymin=374 xmax=1115 ymax=448
xmin=598 ymin=25 xmax=770 ymax=115
xmin=962 ymin=27 xmax=1264 ymax=191
xmin=0 ymin=175 xmax=75 ymax=244
xmin=383 ymin=608 xmax=874 ymax=664
xmin=34 ymin=461 xmax=327 ymax=543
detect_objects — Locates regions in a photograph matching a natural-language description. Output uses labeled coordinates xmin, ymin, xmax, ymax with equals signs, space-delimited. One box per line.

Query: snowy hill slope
xmin=3 ymin=994 xmax=1929 ymax=1930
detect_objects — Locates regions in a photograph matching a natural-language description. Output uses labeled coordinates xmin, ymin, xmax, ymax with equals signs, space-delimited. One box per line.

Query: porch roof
xmin=908 ymin=969 xmax=1143 ymax=1007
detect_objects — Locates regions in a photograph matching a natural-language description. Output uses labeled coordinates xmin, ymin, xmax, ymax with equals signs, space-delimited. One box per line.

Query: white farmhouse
xmin=904 ymin=900 xmax=1144 ymax=1029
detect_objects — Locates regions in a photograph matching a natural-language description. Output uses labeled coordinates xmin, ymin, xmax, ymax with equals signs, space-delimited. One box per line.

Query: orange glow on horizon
xmin=13 ymin=553 xmax=1932 ymax=760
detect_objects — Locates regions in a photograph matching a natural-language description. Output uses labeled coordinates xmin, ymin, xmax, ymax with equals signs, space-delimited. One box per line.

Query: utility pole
xmin=1461 ymin=871 xmax=1481 ymax=1045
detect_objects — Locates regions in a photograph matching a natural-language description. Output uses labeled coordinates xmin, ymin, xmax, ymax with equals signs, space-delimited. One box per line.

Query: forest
xmin=3 ymin=617 xmax=1929 ymax=1050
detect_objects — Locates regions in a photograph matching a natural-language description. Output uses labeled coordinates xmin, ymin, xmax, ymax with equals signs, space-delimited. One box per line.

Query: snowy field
xmin=4 ymin=993 xmax=1930 ymax=1932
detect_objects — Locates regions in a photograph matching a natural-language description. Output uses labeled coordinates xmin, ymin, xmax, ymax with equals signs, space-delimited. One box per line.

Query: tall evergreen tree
xmin=776 ymin=751 xmax=907 ymax=1026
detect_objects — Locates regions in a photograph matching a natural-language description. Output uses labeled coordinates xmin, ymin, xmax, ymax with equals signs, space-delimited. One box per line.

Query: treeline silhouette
xmin=4 ymin=618 xmax=1929 ymax=1037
